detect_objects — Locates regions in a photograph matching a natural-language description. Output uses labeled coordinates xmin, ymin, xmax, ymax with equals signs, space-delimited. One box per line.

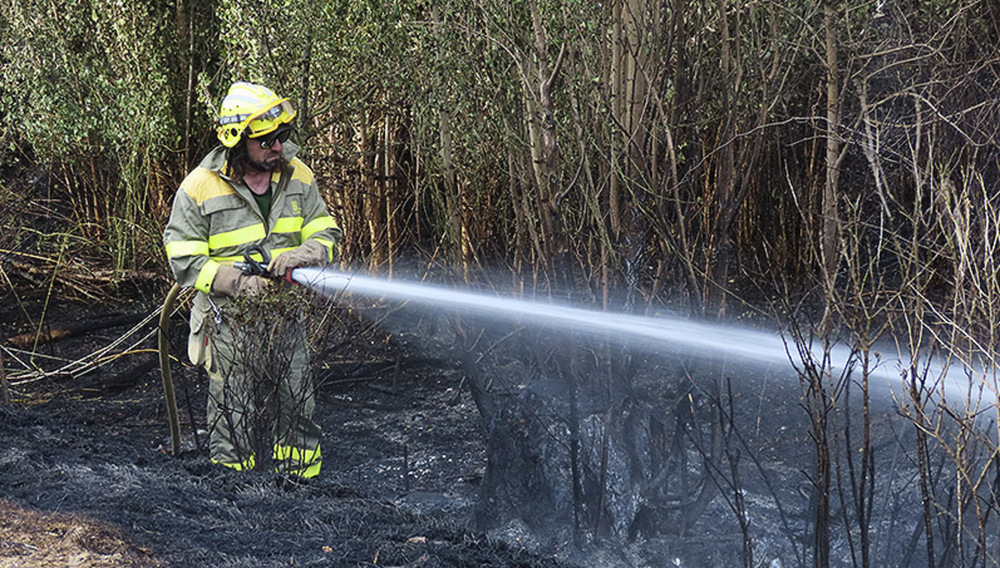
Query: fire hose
xmin=157 ymin=282 xmax=183 ymax=456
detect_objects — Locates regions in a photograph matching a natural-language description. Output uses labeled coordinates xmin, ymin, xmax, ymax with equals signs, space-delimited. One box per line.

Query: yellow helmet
xmin=216 ymin=82 xmax=297 ymax=148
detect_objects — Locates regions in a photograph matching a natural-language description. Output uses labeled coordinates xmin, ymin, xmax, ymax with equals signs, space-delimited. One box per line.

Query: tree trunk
xmin=359 ymin=111 xmax=386 ymax=269
xmin=522 ymin=0 xmax=566 ymax=279
xmin=175 ymin=0 xmax=193 ymax=168
xmin=432 ymin=6 xmax=467 ymax=278
xmin=821 ymin=0 xmax=842 ymax=319
xmin=383 ymin=115 xmax=396 ymax=277
xmin=813 ymin=406 xmax=832 ymax=568
xmin=706 ymin=0 xmax=738 ymax=318
xmin=609 ymin=1 xmax=623 ymax=237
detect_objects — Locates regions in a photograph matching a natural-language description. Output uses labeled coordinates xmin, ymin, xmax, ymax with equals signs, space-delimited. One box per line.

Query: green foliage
xmin=1 ymin=0 xmax=998 ymax=302
xmin=0 ymin=0 xmax=180 ymax=270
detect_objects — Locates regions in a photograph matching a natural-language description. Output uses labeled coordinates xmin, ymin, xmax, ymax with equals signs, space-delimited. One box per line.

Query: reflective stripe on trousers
xmin=212 ymin=442 xmax=321 ymax=478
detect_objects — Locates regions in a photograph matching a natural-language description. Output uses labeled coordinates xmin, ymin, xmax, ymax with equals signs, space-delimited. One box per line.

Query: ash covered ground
xmin=0 ymin=288 xmax=932 ymax=567
xmin=0 ymin=294 xmax=569 ymax=567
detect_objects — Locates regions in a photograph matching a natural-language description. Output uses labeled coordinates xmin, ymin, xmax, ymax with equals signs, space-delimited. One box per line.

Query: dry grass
xmin=0 ymin=500 xmax=160 ymax=567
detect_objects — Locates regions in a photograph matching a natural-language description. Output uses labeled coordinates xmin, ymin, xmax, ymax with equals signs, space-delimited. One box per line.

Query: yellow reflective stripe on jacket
xmin=273 ymin=217 xmax=302 ymax=234
xmin=274 ymin=443 xmax=321 ymax=478
xmin=210 ymin=255 xmax=242 ymax=264
xmin=195 ymin=260 xmax=221 ymax=294
xmin=165 ymin=239 xmax=209 ymax=259
xmin=302 ymin=216 xmax=337 ymax=241
xmin=312 ymin=237 xmax=336 ymax=262
xmin=208 ymin=223 xmax=266 ymax=251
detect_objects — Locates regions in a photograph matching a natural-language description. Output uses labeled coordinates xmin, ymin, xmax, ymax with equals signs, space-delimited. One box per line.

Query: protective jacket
xmin=164 ymin=142 xmax=340 ymax=294
xmin=163 ymin=142 xmax=342 ymax=361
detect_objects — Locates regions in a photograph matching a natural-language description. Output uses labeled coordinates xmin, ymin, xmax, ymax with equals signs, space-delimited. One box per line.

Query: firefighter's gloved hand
xmin=212 ymin=265 xmax=271 ymax=297
xmin=267 ymin=239 xmax=329 ymax=278
xmin=238 ymin=275 xmax=270 ymax=297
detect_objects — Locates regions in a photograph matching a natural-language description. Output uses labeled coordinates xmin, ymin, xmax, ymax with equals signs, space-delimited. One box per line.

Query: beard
xmin=228 ymin=144 xmax=288 ymax=182
xmin=247 ymin=152 xmax=285 ymax=172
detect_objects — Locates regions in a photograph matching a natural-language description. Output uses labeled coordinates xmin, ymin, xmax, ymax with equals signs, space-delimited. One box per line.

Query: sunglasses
xmin=258 ymin=127 xmax=291 ymax=149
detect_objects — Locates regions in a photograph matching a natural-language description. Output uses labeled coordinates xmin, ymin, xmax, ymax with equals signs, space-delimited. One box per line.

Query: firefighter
xmin=163 ymin=81 xmax=341 ymax=478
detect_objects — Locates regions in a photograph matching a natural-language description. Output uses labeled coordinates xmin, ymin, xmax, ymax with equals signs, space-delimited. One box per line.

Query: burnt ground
xmin=0 ymin=285 xmax=943 ymax=568
xmin=0 ymin=292 xmax=567 ymax=568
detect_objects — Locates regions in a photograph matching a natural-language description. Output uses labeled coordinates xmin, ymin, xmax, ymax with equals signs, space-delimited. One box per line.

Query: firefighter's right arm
xmin=163 ymin=190 xmax=221 ymax=294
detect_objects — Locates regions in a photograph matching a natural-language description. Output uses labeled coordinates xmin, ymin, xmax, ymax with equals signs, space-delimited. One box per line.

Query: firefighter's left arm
xmin=297 ymin=177 xmax=342 ymax=262
xmin=267 ymin=177 xmax=342 ymax=277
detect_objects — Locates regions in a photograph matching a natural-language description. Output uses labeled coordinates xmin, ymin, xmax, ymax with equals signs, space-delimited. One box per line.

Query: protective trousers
xmin=204 ymin=317 xmax=322 ymax=478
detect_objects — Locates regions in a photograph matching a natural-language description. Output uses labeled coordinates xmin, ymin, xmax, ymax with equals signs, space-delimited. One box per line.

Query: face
xmin=245 ymin=133 xmax=285 ymax=172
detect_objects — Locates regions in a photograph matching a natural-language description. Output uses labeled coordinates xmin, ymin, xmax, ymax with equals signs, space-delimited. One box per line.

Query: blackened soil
xmin=0 ymin=291 xmax=932 ymax=568
xmin=0 ymin=300 xmax=568 ymax=568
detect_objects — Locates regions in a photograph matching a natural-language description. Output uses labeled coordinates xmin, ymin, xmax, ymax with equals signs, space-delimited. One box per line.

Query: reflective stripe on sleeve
xmin=301 ymin=216 xmax=338 ymax=241
xmin=210 ymin=255 xmax=242 ymax=264
xmin=311 ymin=237 xmax=336 ymax=262
xmin=195 ymin=260 xmax=221 ymax=294
xmin=273 ymin=217 xmax=303 ymax=234
xmin=165 ymin=240 xmax=209 ymax=259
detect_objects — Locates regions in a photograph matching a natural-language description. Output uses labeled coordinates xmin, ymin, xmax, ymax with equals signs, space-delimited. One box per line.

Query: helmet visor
xmin=245 ymin=99 xmax=296 ymax=138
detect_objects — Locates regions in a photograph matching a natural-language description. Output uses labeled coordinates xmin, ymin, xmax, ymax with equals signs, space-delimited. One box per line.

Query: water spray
xmin=293 ymin=267 xmax=793 ymax=365
xmin=290 ymin=267 xmax=989 ymax=408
